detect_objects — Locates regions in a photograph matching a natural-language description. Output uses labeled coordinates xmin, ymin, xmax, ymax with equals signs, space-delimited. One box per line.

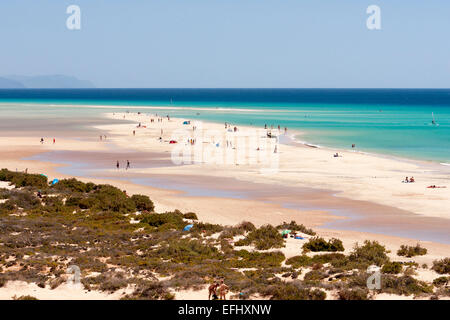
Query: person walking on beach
xmin=126 ymin=160 xmax=130 ymax=170
xmin=53 ymin=138 xmax=55 ymax=144
xmin=116 ymin=161 xmax=120 ymax=170
xmin=40 ymin=138 xmax=44 ymax=144
xmin=133 ymin=130 xmax=135 ymax=136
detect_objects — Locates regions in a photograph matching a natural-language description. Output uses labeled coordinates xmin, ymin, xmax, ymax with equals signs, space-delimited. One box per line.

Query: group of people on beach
xmin=208 ymin=279 xmax=229 ymax=300
xmin=40 ymin=138 xmax=56 ymax=144
xmin=404 ymin=176 xmax=415 ymax=183
xmin=116 ymin=160 xmax=131 ymax=170
xmin=264 ymin=124 xmax=288 ymax=134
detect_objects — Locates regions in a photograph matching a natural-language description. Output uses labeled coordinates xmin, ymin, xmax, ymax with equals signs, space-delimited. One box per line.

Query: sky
xmin=0 ymin=0 xmax=449 ymax=88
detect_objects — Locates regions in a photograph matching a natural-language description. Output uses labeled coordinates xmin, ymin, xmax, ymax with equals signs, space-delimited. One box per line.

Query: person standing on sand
xmin=126 ymin=160 xmax=130 ymax=170
xmin=53 ymin=138 xmax=55 ymax=144
xmin=116 ymin=161 xmax=120 ymax=170
xmin=217 ymin=280 xmax=229 ymax=300
xmin=40 ymin=138 xmax=44 ymax=144
xmin=133 ymin=130 xmax=135 ymax=136
xmin=208 ymin=282 xmax=219 ymax=300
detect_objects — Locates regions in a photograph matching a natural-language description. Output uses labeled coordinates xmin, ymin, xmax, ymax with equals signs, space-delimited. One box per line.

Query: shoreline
xmin=2 ymin=101 xmax=450 ymax=167
xmin=0 ymin=109 xmax=447 ymax=245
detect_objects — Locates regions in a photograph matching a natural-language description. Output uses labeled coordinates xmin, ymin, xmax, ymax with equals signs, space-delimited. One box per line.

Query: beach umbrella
xmin=281 ymin=230 xmax=291 ymax=235
xmin=40 ymin=174 xmax=47 ymax=178
xmin=51 ymin=179 xmax=59 ymax=185
xmin=183 ymin=224 xmax=194 ymax=231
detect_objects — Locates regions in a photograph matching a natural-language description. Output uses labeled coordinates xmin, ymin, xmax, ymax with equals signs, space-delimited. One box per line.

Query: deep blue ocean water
xmin=1 ymin=89 xmax=449 ymax=163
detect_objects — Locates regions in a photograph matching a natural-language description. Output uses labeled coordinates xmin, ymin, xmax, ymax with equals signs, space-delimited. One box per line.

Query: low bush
xmin=303 ymin=237 xmax=344 ymax=252
xmin=51 ymin=178 xmax=95 ymax=193
xmin=231 ymin=250 xmax=285 ymax=268
xmin=338 ymin=288 xmax=369 ymax=300
xmin=397 ymin=244 xmax=427 ymax=257
xmin=141 ymin=211 xmax=185 ymax=231
xmin=381 ymin=275 xmax=433 ymax=296
xmin=183 ymin=212 xmax=198 ymax=220
xmin=432 ymin=258 xmax=450 ymax=274
xmin=125 ymin=282 xmax=174 ymax=300
xmin=131 ymin=194 xmax=154 ymax=212
xmin=235 ymin=225 xmax=284 ymax=250
xmin=382 ymin=262 xmax=403 ymax=274
xmin=263 ymin=282 xmax=326 ymax=300
xmin=276 ymin=221 xmax=316 ymax=236
xmin=303 ymin=270 xmax=327 ymax=281
xmin=0 ymin=169 xmax=48 ymax=189
xmin=433 ymin=276 xmax=449 ymax=287
xmin=348 ymin=241 xmax=389 ymax=268
xmin=13 ymin=295 xmax=38 ymax=300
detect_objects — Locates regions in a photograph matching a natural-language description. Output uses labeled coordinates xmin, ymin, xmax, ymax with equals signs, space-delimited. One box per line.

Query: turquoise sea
xmin=0 ymin=89 xmax=449 ymax=164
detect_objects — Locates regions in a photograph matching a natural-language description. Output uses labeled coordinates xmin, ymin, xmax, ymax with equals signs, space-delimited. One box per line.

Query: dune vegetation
xmin=0 ymin=169 xmax=449 ymax=300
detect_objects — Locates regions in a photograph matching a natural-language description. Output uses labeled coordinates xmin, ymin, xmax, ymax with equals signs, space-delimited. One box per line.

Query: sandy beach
xmin=1 ymin=108 xmax=450 ymax=300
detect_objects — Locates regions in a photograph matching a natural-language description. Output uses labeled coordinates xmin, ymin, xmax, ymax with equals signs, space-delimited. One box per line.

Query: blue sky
xmin=0 ymin=0 xmax=449 ymax=88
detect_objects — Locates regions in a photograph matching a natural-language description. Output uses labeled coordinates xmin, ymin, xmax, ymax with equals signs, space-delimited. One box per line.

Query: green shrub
xmin=51 ymin=178 xmax=95 ymax=193
xmin=131 ymin=194 xmax=154 ymax=212
xmin=89 ymin=185 xmax=136 ymax=213
xmin=183 ymin=212 xmax=198 ymax=220
xmin=338 ymin=288 xmax=369 ymax=300
xmin=382 ymin=262 xmax=403 ymax=274
xmin=433 ymin=277 xmax=449 ymax=287
xmin=276 ymin=221 xmax=316 ymax=236
xmin=381 ymin=275 xmax=433 ymax=296
xmin=157 ymin=239 xmax=221 ymax=264
xmin=349 ymin=241 xmax=389 ymax=268
xmin=397 ymin=244 xmax=427 ymax=257
xmin=303 ymin=237 xmax=344 ymax=252
xmin=263 ymin=283 xmax=326 ymax=300
xmin=235 ymin=225 xmax=284 ymax=250
xmin=231 ymin=250 xmax=285 ymax=268
xmin=13 ymin=295 xmax=38 ymax=300
xmin=0 ymin=169 xmax=48 ymax=189
xmin=191 ymin=222 xmax=223 ymax=235
xmin=141 ymin=211 xmax=186 ymax=231
xmin=432 ymin=258 xmax=450 ymax=274
xmin=285 ymin=255 xmax=312 ymax=268
xmin=125 ymin=282 xmax=174 ymax=300
xmin=303 ymin=270 xmax=327 ymax=281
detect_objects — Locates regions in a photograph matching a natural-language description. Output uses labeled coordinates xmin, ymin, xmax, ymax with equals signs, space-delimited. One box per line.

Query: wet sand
xmin=29 ymin=148 xmax=450 ymax=244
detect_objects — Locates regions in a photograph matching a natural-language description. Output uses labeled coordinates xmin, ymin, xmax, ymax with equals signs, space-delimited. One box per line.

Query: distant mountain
xmin=0 ymin=77 xmax=26 ymax=88
xmin=0 ymin=75 xmax=95 ymax=88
